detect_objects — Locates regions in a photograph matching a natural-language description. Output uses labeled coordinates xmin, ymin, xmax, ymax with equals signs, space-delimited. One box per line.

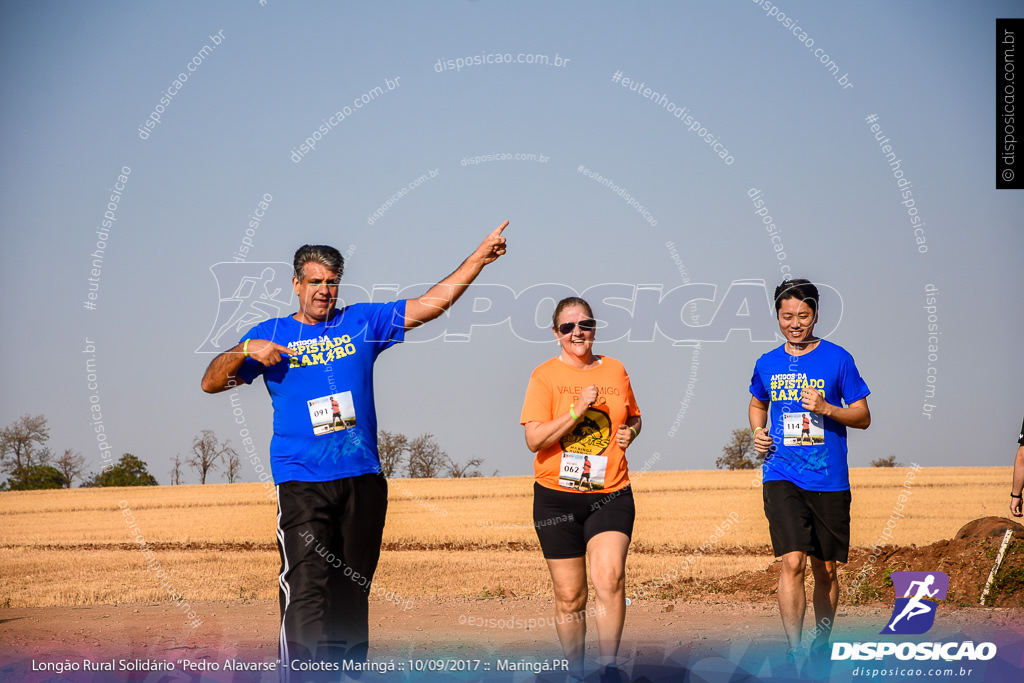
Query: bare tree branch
xmin=0 ymin=414 xmax=51 ymax=477
xmin=407 ymin=433 xmax=448 ymax=479
xmin=170 ymin=454 xmax=183 ymax=485
xmin=377 ymin=430 xmax=409 ymax=477
xmin=54 ymin=448 xmax=86 ymax=488
xmin=188 ymin=430 xmax=237 ymax=485
xmin=447 ymin=456 xmax=483 ymax=478
xmin=226 ymin=450 xmax=242 ymax=483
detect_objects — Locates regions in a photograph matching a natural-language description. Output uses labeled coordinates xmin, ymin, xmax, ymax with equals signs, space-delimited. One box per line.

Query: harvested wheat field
xmin=0 ymin=467 xmax=1014 ymax=606
xmin=1 ymin=468 xmax=1022 ymax=682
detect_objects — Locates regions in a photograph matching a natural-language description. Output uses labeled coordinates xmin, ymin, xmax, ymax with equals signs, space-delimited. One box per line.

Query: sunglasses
xmin=557 ymin=319 xmax=596 ymax=335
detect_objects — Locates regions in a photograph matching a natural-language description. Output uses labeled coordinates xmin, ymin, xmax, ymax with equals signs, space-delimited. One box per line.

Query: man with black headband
xmin=748 ymin=278 xmax=871 ymax=662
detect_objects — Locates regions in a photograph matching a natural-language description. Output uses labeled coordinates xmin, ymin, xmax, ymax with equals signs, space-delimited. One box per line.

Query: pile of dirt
xmin=648 ymin=517 xmax=1024 ymax=609
xmin=953 ymin=516 xmax=1024 ymax=540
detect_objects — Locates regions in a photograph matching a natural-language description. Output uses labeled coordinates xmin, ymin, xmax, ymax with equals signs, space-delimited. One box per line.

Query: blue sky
xmin=2 ymin=1 xmax=1022 ymax=485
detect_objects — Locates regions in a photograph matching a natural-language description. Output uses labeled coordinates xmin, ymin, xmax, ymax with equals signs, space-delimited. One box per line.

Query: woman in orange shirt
xmin=521 ymin=296 xmax=642 ymax=681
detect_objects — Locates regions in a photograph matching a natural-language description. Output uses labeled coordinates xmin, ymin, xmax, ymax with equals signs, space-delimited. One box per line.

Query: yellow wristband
xmin=243 ymin=339 xmax=250 ymax=358
xmin=629 ymin=426 xmax=638 ymax=437
xmin=753 ymin=426 xmax=765 ymax=434
xmin=569 ymin=405 xmax=580 ymax=421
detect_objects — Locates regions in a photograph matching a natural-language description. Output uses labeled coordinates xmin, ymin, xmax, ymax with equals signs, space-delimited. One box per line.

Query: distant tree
xmin=407 ymin=433 xmax=448 ymax=478
xmin=716 ymin=427 xmax=764 ymax=470
xmin=447 ymin=456 xmax=484 ymax=478
xmin=378 ymin=430 xmax=409 ymax=477
xmin=53 ymin=449 xmax=86 ymax=488
xmin=82 ymin=453 xmax=158 ymax=487
xmin=0 ymin=464 xmax=67 ymax=490
xmin=871 ymin=455 xmax=901 ymax=468
xmin=188 ymin=430 xmax=237 ymax=485
xmin=226 ymin=450 xmax=242 ymax=484
xmin=170 ymin=454 xmax=183 ymax=485
xmin=0 ymin=414 xmax=52 ymax=483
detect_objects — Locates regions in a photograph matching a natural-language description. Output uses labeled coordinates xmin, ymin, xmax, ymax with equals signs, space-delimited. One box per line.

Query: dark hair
xmin=551 ymin=297 xmax=594 ymax=328
xmin=774 ymin=278 xmax=819 ymax=316
xmin=293 ymin=245 xmax=344 ymax=281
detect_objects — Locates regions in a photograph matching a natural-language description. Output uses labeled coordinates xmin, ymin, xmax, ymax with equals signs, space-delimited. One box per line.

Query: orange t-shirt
xmin=520 ymin=356 xmax=641 ymax=493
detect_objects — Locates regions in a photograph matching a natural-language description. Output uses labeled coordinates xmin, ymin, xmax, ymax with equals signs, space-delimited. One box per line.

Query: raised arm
xmin=403 ymin=220 xmax=508 ymax=330
xmin=201 ymin=339 xmax=295 ymax=393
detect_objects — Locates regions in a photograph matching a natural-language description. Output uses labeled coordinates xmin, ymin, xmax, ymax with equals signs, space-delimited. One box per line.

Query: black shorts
xmin=762 ymin=479 xmax=851 ymax=562
xmin=533 ymin=482 xmax=635 ymax=560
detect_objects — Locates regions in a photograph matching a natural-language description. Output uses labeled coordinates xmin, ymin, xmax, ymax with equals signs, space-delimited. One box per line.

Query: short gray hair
xmin=293 ymin=244 xmax=344 ymax=281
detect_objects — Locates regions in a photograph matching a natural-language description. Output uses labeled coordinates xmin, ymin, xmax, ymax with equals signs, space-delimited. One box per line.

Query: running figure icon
xmin=885 ymin=574 xmax=939 ymax=632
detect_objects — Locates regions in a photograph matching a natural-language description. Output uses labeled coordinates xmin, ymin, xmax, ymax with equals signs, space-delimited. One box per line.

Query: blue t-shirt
xmin=749 ymin=339 xmax=870 ymax=491
xmin=237 ymin=301 xmax=406 ymax=484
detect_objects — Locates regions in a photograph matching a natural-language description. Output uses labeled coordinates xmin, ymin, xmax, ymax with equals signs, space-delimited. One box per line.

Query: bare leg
xmin=809 ymin=557 xmax=838 ymax=652
xmin=586 ymin=531 xmax=630 ymax=666
xmin=777 ymin=551 xmax=808 ymax=649
xmin=545 ymin=556 xmax=588 ymax=676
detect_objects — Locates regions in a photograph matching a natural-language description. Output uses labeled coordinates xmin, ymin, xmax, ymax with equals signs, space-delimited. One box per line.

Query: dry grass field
xmin=0 ymin=467 xmax=1009 ymax=609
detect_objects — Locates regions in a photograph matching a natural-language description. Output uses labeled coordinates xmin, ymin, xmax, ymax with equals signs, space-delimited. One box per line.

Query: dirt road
xmin=3 ymin=597 xmax=1021 ymax=682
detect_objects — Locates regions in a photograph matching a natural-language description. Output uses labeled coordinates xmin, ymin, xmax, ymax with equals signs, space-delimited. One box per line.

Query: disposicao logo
xmin=882 ymin=570 xmax=949 ymax=635
xmin=832 ymin=570 xmax=997 ymax=662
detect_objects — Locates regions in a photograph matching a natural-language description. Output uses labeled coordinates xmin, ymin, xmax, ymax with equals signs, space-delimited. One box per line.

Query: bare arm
xmin=524 ymin=384 xmax=598 ymax=453
xmin=1011 ymin=444 xmax=1024 ymax=517
xmin=404 ymin=221 xmax=508 ymax=330
xmin=800 ymin=387 xmax=871 ymax=429
xmin=614 ymin=415 xmax=643 ymax=450
xmin=749 ymin=395 xmax=773 ymax=454
xmin=200 ymin=339 xmax=295 ymax=393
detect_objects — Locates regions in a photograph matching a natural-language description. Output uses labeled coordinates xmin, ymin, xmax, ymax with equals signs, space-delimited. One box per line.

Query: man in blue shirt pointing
xmin=201 ymin=221 xmax=508 ymax=671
